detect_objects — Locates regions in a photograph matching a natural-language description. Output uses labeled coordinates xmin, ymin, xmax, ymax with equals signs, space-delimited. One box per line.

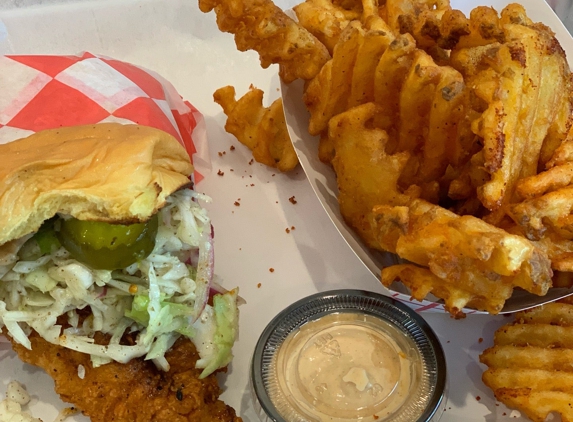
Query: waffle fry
xmin=449 ymin=7 xmax=572 ymax=216
xmin=293 ymin=0 xmax=360 ymax=53
xmin=385 ymin=0 xmax=470 ymax=50
xmin=199 ymin=0 xmax=330 ymax=82
xmin=214 ymin=86 xmax=298 ymax=172
xmin=304 ymin=22 xmax=369 ymax=136
xmin=512 ymin=138 xmax=573 ymax=242
xmin=533 ymin=234 xmax=573 ymax=273
xmin=329 ymin=102 xmax=411 ymax=249
xmin=379 ymin=199 xmax=551 ymax=315
xmin=481 ymin=300 xmax=573 ymax=421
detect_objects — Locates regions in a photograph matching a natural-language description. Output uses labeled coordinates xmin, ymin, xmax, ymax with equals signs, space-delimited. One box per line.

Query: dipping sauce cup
xmin=251 ymin=289 xmax=447 ymax=422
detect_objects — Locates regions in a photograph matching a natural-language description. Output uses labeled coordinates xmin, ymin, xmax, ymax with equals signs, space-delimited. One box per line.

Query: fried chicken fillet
xmin=10 ymin=332 xmax=242 ymax=422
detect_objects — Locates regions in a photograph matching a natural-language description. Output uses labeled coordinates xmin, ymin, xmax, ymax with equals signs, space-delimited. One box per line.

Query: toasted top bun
xmin=0 ymin=123 xmax=194 ymax=246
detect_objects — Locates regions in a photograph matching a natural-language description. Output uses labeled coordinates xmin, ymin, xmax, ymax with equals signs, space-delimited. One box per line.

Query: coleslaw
xmin=0 ymin=189 xmax=239 ymax=378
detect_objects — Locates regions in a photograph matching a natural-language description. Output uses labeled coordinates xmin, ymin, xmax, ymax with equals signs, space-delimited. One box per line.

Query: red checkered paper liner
xmin=0 ymin=52 xmax=209 ymax=183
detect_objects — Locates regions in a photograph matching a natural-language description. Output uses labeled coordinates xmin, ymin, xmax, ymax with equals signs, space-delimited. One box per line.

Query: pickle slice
xmin=57 ymin=215 xmax=159 ymax=270
xmin=34 ymin=217 xmax=61 ymax=255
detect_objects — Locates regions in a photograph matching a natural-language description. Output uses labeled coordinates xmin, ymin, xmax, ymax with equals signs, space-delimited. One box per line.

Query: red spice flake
xmin=478 ymin=338 xmax=483 ymax=343
xmin=230 ymin=168 xmax=234 ymax=172
xmin=234 ymin=201 xmax=240 ymax=206
xmin=272 ymin=174 xmax=276 ymax=177
xmin=249 ymin=159 xmax=254 ymax=165
xmin=250 ymin=183 xmax=255 ymax=186
xmin=373 ymin=416 xmax=379 ymax=420
xmin=503 ymin=413 xmax=506 ymax=416
xmin=291 ymin=226 xmax=296 ymax=230
xmin=230 ymin=145 xmax=236 ymax=151
xmin=289 ymin=196 xmax=297 ymax=204
xmin=257 ymin=283 xmax=262 ymax=288
xmin=476 ymin=396 xmax=481 ymax=401
xmin=286 ymin=228 xmax=291 ymax=234
xmin=217 ymin=170 xmax=224 ymax=176
xmin=218 ymin=152 xmax=223 ymax=157
xmin=269 ymin=268 xmax=275 ymax=273
xmin=276 ymin=201 xmax=279 ymax=204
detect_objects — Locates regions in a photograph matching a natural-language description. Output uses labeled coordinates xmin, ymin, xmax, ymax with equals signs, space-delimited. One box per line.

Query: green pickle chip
xmin=57 ymin=214 xmax=159 ymax=270
xmin=34 ymin=219 xmax=61 ymax=255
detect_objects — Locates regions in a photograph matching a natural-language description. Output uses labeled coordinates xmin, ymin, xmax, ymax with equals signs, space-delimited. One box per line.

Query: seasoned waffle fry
xmin=481 ymin=301 xmax=573 ymax=421
xmin=448 ymin=5 xmax=571 ymax=217
xmin=214 ymin=86 xmax=298 ymax=172
xmin=360 ymin=0 xmax=393 ymax=32
xmin=397 ymin=200 xmax=548 ymax=281
xmin=329 ymin=102 xmax=411 ymax=249
xmin=304 ymin=22 xmax=366 ymax=136
xmin=293 ymin=0 xmax=359 ymax=53
xmin=548 ymin=136 xmax=573 ymax=169
xmin=379 ymin=199 xmax=552 ymax=315
xmin=512 ymin=186 xmax=573 ymax=240
xmin=347 ymin=30 xmax=395 ymax=109
xmin=294 ymin=0 xmax=393 ymax=55
xmin=396 ymin=50 xmax=442 ymax=154
xmin=533 ymin=234 xmax=573 ymax=272
xmin=516 ymin=162 xmax=573 ymax=201
xmin=420 ymin=66 xmax=465 ymax=182
xmin=452 ymin=38 xmax=527 ymax=212
xmin=512 ymin=122 xmax=573 ymax=242
xmin=396 ymin=49 xmax=466 ymax=187
xmin=455 ymin=6 xmax=505 ymax=48
xmin=199 ymin=0 xmax=330 ymax=82
xmin=382 ymin=263 xmax=513 ymax=317
xmin=541 ymin=106 xmax=573 ymax=168
xmin=386 ymin=0 xmax=470 ymax=50
xmin=304 ymin=21 xmax=396 ymax=138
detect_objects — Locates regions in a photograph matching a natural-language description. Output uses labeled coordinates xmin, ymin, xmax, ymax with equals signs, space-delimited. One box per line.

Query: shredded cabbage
xmin=0 ymin=189 xmax=239 ymax=376
xmin=0 ymin=380 xmax=76 ymax=422
xmin=195 ymin=289 xmax=239 ymax=379
xmin=0 ymin=381 xmax=42 ymax=422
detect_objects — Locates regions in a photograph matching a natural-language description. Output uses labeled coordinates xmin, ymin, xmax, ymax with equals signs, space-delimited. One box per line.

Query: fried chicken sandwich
xmin=0 ymin=123 xmax=241 ymax=421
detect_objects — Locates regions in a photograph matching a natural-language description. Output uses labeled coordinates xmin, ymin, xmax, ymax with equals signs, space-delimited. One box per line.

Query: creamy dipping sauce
xmin=270 ymin=312 xmax=423 ymax=422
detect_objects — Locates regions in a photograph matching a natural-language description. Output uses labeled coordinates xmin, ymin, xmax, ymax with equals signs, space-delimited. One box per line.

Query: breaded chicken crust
xmin=10 ymin=333 xmax=242 ymax=422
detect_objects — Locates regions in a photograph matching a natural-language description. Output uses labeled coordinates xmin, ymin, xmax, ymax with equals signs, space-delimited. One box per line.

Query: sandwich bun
xmin=0 ymin=123 xmax=193 ymax=246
